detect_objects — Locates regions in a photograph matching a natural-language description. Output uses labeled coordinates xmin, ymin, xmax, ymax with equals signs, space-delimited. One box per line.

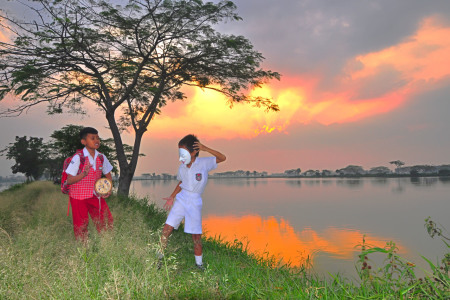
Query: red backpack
xmin=61 ymin=149 xmax=85 ymax=194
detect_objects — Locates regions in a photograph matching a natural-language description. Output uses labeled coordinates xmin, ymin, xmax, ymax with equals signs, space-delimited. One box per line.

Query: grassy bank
xmin=0 ymin=182 xmax=448 ymax=299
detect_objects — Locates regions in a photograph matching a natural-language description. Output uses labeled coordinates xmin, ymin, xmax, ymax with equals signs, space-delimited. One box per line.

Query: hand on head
xmin=193 ymin=142 xmax=205 ymax=152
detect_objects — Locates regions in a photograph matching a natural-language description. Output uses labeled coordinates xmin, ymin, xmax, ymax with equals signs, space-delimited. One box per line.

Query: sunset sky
xmin=1 ymin=0 xmax=450 ymax=177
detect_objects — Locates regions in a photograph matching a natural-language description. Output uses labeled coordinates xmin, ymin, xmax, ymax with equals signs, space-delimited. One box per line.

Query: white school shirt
xmin=177 ymin=157 xmax=217 ymax=194
xmin=65 ymin=148 xmax=113 ymax=176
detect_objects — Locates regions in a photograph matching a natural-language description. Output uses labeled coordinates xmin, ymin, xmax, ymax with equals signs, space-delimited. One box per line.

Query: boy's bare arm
xmin=163 ymin=181 xmax=182 ymax=211
xmin=194 ymin=142 xmax=226 ymax=163
xmin=66 ymin=160 xmax=91 ymax=185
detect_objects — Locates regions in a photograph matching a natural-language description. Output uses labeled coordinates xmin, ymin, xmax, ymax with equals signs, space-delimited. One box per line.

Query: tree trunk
xmin=105 ymin=111 xmax=145 ymax=197
xmin=106 ymin=112 xmax=131 ymax=196
xmin=117 ymin=167 xmax=133 ymax=196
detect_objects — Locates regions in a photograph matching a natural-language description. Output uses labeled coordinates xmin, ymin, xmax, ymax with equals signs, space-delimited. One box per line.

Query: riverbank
xmin=132 ymin=174 xmax=450 ymax=180
xmin=0 ymin=182 xmax=448 ymax=299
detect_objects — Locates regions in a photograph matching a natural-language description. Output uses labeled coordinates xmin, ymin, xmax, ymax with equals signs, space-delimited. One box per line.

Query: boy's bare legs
xmin=192 ymin=234 xmax=204 ymax=268
xmin=157 ymin=224 xmax=174 ymax=269
xmin=160 ymin=224 xmax=174 ymax=250
xmin=192 ymin=234 xmax=202 ymax=255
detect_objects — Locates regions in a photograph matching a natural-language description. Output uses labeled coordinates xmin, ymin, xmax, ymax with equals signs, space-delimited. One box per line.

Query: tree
xmin=369 ymin=166 xmax=391 ymax=175
xmin=0 ymin=136 xmax=46 ymax=181
xmin=389 ymin=160 xmax=405 ymax=168
xmin=336 ymin=165 xmax=365 ymax=176
xmin=284 ymin=168 xmax=301 ymax=176
xmin=0 ymin=0 xmax=280 ymax=195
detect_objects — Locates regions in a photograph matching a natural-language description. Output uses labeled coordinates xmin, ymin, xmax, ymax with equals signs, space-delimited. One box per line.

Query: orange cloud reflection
xmin=203 ymin=215 xmax=403 ymax=267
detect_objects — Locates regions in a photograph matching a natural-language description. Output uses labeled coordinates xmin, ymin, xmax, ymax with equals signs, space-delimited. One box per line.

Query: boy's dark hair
xmin=80 ymin=127 xmax=98 ymax=140
xmin=178 ymin=134 xmax=199 ymax=157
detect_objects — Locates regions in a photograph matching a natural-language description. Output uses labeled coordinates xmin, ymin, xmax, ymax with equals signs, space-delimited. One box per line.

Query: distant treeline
xmin=211 ymin=164 xmax=450 ymax=178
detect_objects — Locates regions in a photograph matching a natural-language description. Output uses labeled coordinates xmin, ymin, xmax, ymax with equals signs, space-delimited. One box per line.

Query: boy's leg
xmin=162 ymin=198 xmax=185 ymax=251
xmin=86 ymin=196 xmax=113 ymax=233
xmin=70 ymin=197 xmax=89 ymax=241
xmin=161 ymin=224 xmax=174 ymax=251
xmin=192 ymin=234 xmax=203 ymax=267
xmin=157 ymin=224 xmax=174 ymax=269
xmin=192 ymin=234 xmax=202 ymax=256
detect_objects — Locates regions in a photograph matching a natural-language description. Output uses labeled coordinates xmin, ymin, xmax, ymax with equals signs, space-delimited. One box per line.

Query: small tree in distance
xmin=0 ymin=0 xmax=280 ymax=196
xmin=389 ymin=160 xmax=405 ymax=169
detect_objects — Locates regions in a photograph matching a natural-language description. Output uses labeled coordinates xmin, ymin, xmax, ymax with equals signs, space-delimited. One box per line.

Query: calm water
xmin=131 ymin=177 xmax=450 ymax=277
xmin=0 ymin=181 xmax=24 ymax=192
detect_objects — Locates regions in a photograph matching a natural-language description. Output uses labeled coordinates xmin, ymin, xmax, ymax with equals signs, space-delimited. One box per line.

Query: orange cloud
xmin=350 ymin=17 xmax=450 ymax=83
xmin=0 ymin=31 xmax=7 ymax=43
xmin=147 ymin=16 xmax=450 ymax=140
xmin=203 ymin=215 xmax=402 ymax=267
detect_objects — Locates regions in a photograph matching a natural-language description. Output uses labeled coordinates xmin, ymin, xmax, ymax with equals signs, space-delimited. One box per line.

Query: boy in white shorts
xmin=159 ymin=134 xmax=226 ymax=270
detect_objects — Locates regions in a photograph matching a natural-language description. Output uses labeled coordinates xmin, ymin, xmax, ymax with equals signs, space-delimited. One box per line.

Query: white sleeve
xmin=206 ymin=157 xmax=218 ymax=172
xmin=65 ymin=154 xmax=81 ymax=176
xmin=102 ymin=155 xmax=114 ymax=175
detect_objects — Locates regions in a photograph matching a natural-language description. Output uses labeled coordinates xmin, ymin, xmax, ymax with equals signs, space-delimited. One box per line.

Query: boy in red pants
xmin=65 ymin=127 xmax=114 ymax=241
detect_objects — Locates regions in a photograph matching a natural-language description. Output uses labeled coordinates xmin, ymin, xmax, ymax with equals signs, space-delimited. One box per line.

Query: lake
xmin=130 ymin=177 xmax=450 ymax=277
xmin=0 ymin=181 xmax=24 ymax=192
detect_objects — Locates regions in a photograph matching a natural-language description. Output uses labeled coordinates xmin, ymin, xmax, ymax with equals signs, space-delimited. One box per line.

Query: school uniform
xmin=166 ymin=157 xmax=217 ymax=234
xmin=66 ymin=148 xmax=114 ymax=239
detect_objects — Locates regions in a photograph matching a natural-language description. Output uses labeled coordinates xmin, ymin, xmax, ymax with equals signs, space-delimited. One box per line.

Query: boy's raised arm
xmin=66 ymin=160 xmax=91 ymax=185
xmin=194 ymin=142 xmax=226 ymax=163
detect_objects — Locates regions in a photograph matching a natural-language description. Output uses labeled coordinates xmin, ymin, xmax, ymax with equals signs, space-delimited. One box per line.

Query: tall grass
xmin=0 ymin=181 xmax=448 ymax=299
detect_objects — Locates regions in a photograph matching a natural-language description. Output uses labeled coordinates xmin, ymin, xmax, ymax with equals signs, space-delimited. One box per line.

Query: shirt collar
xmin=83 ymin=147 xmax=98 ymax=161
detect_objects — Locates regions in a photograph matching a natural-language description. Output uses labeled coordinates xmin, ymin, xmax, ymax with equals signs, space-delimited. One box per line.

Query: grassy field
xmin=0 ymin=181 xmax=448 ymax=299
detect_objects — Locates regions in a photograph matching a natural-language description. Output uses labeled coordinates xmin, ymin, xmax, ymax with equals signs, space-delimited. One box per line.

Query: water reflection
xmin=321 ymin=179 xmax=334 ymax=186
xmin=203 ymin=214 xmax=402 ymax=268
xmin=391 ymin=178 xmax=405 ymax=194
xmin=284 ymin=180 xmax=302 ymax=187
xmin=212 ymin=178 xmax=269 ymax=187
xmin=439 ymin=176 xmax=450 ymax=183
xmin=336 ymin=179 xmax=364 ymax=188
xmin=410 ymin=177 xmax=438 ymax=187
xmin=304 ymin=179 xmax=321 ymax=186
xmin=370 ymin=178 xmax=388 ymax=186
xmin=139 ymin=179 xmax=174 ymax=188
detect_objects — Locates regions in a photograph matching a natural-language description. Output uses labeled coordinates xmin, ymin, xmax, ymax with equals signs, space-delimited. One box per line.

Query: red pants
xmin=70 ymin=196 xmax=113 ymax=240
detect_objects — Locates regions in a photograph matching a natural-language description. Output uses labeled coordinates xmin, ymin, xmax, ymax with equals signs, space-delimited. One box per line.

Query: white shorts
xmin=165 ymin=189 xmax=203 ymax=234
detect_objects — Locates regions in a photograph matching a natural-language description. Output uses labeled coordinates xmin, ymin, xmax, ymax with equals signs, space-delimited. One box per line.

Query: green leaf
xmin=421 ymin=255 xmax=437 ymax=273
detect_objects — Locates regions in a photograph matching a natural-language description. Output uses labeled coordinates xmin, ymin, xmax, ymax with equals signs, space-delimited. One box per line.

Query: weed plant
xmin=0 ymin=181 xmax=448 ymax=299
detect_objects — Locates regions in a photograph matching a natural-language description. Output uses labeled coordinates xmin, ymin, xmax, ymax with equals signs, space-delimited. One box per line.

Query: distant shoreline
xmin=132 ymin=174 xmax=450 ymax=181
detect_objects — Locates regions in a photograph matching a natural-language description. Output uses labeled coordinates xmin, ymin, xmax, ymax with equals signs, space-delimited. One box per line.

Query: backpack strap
xmin=76 ymin=150 xmax=86 ymax=175
xmin=65 ymin=149 xmax=84 ymax=217
xmin=98 ymin=152 xmax=105 ymax=172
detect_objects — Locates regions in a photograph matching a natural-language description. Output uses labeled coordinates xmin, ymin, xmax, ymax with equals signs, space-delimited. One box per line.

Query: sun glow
xmin=147 ymin=16 xmax=450 ymax=140
xmin=149 ymin=84 xmax=307 ymax=139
